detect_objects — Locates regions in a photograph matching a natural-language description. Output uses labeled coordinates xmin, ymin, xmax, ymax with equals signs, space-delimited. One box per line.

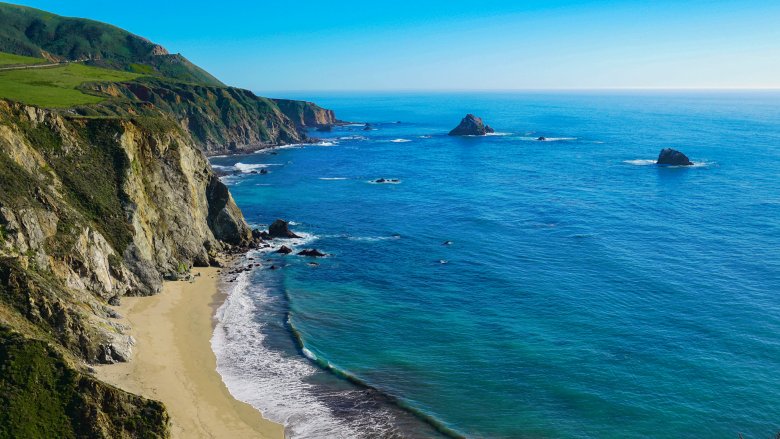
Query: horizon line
xmin=255 ymin=87 xmax=780 ymax=95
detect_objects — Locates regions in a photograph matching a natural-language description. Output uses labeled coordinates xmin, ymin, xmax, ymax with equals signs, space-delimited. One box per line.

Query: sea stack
xmin=268 ymin=219 xmax=301 ymax=238
xmin=657 ymin=148 xmax=694 ymax=166
xmin=448 ymin=114 xmax=495 ymax=136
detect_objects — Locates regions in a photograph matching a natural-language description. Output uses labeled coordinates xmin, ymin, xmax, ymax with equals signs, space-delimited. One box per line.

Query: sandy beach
xmin=95 ymin=267 xmax=284 ymax=439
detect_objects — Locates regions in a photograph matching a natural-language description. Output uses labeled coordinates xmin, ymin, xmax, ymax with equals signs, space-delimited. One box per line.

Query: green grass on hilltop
xmin=0 ymin=51 xmax=45 ymax=66
xmin=0 ymin=63 xmax=139 ymax=107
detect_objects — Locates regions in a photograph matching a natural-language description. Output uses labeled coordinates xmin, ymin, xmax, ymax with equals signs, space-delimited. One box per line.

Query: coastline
xmin=94 ymin=267 xmax=285 ymax=439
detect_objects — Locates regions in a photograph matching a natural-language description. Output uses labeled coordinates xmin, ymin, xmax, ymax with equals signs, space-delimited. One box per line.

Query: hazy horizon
xmin=10 ymin=0 xmax=780 ymax=92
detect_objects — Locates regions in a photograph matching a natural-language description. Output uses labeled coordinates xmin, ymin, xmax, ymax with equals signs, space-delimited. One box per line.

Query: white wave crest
xmin=485 ymin=132 xmax=512 ymax=136
xmin=212 ymin=273 xmax=363 ymax=438
xmin=624 ymin=159 xmax=657 ymax=166
xmin=389 ymin=138 xmax=412 ymax=143
xmin=319 ymin=177 xmax=349 ymax=181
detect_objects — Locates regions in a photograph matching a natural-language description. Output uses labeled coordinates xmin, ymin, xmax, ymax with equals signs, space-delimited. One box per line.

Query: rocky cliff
xmin=76 ymin=78 xmax=338 ymax=155
xmin=0 ymin=98 xmax=253 ymax=437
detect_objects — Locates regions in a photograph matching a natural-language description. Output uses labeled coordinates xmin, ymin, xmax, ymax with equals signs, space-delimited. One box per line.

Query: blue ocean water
xmin=211 ymin=92 xmax=780 ymax=438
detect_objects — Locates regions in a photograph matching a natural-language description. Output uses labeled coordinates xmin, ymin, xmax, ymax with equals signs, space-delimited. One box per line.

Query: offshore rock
xmin=298 ymin=249 xmax=326 ymax=257
xmin=657 ymin=148 xmax=694 ymax=166
xmin=268 ymin=219 xmax=301 ymax=239
xmin=448 ymin=114 xmax=495 ymax=136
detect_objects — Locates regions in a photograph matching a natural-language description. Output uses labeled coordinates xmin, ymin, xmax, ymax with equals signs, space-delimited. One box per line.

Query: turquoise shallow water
xmin=211 ymin=92 xmax=780 ymax=438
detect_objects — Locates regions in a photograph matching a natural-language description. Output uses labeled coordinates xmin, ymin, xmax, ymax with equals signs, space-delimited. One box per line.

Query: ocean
xmin=210 ymin=91 xmax=780 ymax=438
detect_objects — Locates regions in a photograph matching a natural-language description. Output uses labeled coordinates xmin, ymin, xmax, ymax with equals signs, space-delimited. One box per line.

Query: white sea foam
xmin=389 ymin=138 xmax=412 ymax=143
xmin=624 ymin=159 xmax=714 ymax=168
xmin=234 ymin=162 xmax=269 ymax=173
xmin=485 ymin=132 xmax=512 ymax=136
xmin=520 ymin=136 xmax=578 ymax=142
xmin=319 ymin=177 xmax=349 ymax=181
xmin=345 ymin=235 xmax=402 ymax=242
xmin=212 ymin=272 xmax=363 ymax=438
xmin=316 ymin=141 xmax=337 ymax=147
xmin=624 ymin=159 xmax=658 ymax=166
xmin=418 ymin=135 xmax=432 ymax=139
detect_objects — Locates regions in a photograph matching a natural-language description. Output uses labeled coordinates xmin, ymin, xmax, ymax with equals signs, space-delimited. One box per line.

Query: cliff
xmin=0 ymin=99 xmax=252 ymax=436
xmin=77 ymin=78 xmax=337 ymax=155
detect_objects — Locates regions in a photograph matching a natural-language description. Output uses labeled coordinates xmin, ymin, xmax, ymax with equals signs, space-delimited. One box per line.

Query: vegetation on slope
xmin=0 ymin=326 xmax=169 ymax=439
xmin=0 ymin=61 xmax=139 ymax=107
xmin=0 ymin=51 xmax=44 ymax=66
xmin=0 ymin=2 xmax=222 ymax=86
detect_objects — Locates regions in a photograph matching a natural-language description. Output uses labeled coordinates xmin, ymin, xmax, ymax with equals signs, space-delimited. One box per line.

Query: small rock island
xmin=657 ymin=148 xmax=694 ymax=166
xmin=448 ymin=114 xmax=495 ymax=136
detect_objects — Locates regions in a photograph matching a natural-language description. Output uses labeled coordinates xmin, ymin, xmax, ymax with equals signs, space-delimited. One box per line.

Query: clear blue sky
xmin=10 ymin=0 xmax=780 ymax=91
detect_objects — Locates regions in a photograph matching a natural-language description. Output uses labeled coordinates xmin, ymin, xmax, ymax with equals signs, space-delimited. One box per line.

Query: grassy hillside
xmin=0 ymin=61 xmax=139 ymax=107
xmin=0 ymin=51 xmax=44 ymax=66
xmin=0 ymin=2 xmax=222 ymax=86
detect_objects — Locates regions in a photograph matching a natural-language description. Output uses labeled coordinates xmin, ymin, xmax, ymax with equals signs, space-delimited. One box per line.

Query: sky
xmin=9 ymin=0 xmax=780 ymax=91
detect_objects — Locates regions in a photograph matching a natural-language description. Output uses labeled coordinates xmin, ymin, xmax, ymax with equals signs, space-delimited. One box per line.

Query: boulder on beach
xmin=268 ymin=219 xmax=301 ymax=239
xmin=657 ymin=148 xmax=693 ymax=166
xmin=298 ymin=249 xmax=327 ymax=257
xmin=448 ymin=114 xmax=495 ymax=136
xmin=276 ymin=245 xmax=293 ymax=254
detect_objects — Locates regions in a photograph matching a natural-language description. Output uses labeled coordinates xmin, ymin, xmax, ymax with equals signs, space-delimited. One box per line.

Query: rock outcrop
xmin=268 ymin=219 xmax=301 ymax=239
xmin=448 ymin=114 xmax=495 ymax=136
xmin=298 ymin=249 xmax=326 ymax=257
xmin=657 ymin=148 xmax=694 ymax=166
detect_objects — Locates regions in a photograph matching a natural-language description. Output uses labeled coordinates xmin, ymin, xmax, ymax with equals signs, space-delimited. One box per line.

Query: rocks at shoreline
xmin=298 ymin=249 xmax=327 ymax=257
xmin=276 ymin=245 xmax=293 ymax=254
xmin=268 ymin=219 xmax=301 ymax=239
xmin=657 ymin=148 xmax=694 ymax=166
xmin=448 ymin=114 xmax=495 ymax=136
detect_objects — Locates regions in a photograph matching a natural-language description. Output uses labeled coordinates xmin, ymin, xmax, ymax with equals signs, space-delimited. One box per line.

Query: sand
xmin=95 ymin=267 xmax=285 ymax=439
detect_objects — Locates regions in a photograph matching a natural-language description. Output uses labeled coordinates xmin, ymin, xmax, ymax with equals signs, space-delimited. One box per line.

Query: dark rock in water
xmin=317 ymin=125 xmax=333 ymax=132
xmin=268 ymin=219 xmax=301 ymax=238
xmin=448 ymin=114 xmax=495 ymax=136
xmin=308 ymin=262 xmax=320 ymax=267
xmin=442 ymin=240 xmax=453 ymax=246
xmin=269 ymin=265 xmax=279 ymax=270
xmin=276 ymin=245 xmax=293 ymax=254
xmin=363 ymin=123 xmax=372 ymax=131
xmin=657 ymin=148 xmax=693 ymax=166
xmin=298 ymin=249 xmax=327 ymax=257
xmin=108 ymin=295 xmax=121 ymax=306
xmin=260 ymin=168 xmax=269 ymax=175
xmin=375 ymin=178 xmax=387 ymax=183
xmin=537 ymin=136 xmax=546 ymax=141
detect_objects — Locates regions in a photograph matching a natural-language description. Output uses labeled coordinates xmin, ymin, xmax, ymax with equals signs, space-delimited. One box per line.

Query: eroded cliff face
xmin=78 ymin=79 xmax=339 ymax=155
xmin=0 ymin=99 xmax=250 ymax=366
